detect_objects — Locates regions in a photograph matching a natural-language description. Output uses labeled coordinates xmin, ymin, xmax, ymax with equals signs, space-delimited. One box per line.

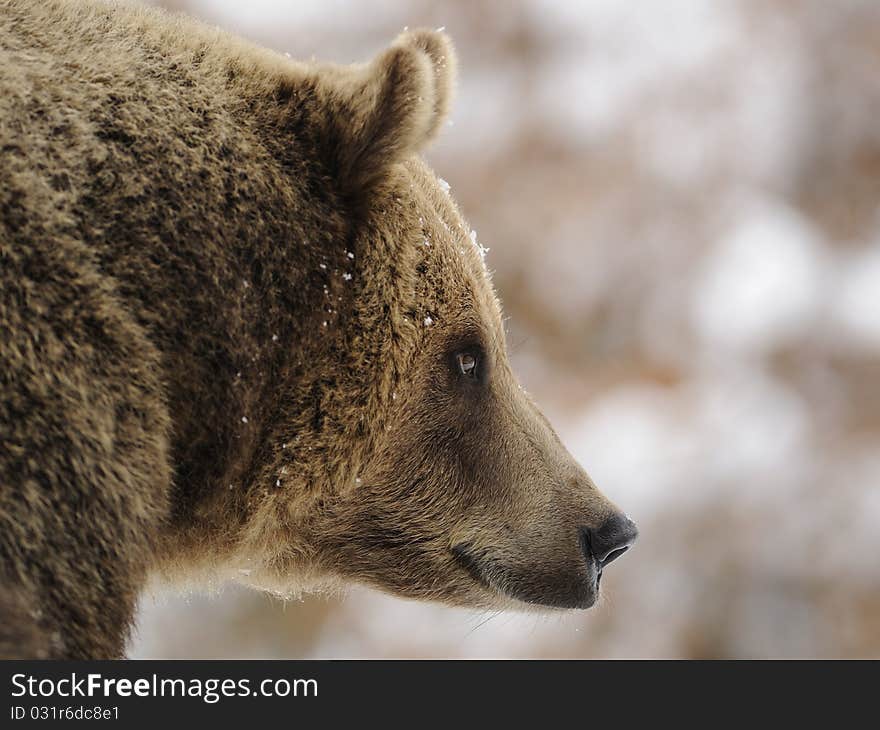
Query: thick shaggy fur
xmin=0 ymin=0 xmax=629 ymax=658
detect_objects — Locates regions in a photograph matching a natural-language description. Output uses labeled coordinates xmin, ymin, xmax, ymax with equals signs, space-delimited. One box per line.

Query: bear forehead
xmin=396 ymin=157 xmax=504 ymax=342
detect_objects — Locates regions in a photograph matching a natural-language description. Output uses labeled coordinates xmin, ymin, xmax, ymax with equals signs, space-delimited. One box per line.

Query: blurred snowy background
xmin=133 ymin=0 xmax=880 ymax=658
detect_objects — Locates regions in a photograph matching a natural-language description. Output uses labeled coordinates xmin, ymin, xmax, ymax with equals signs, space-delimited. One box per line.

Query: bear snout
xmin=449 ymin=513 xmax=638 ymax=611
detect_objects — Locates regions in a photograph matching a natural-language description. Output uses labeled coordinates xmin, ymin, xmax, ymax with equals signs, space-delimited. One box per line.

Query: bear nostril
xmin=599 ymin=544 xmax=629 ymax=567
xmin=580 ymin=514 xmax=638 ymax=567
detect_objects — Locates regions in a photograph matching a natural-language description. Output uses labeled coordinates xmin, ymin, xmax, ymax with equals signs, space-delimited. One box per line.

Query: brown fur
xmin=0 ymin=0 xmax=632 ymax=658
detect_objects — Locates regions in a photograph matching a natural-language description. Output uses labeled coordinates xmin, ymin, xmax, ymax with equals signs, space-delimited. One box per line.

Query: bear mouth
xmin=450 ymin=544 xmax=598 ymax=610
xmin=450 ymin=544 xmax=496 ymax=592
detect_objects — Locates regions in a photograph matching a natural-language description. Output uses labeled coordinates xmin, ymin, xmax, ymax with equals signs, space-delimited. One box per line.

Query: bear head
xmin=232 ymin=30 xmax=637 ymax=611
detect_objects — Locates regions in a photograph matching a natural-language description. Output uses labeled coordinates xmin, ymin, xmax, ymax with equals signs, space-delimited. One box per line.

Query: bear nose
xmin=581 ymin=514 xmax=638 ymax=568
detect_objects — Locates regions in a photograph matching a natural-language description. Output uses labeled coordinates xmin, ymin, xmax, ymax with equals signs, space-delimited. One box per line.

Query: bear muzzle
xmin=451 ymin=511 xmax=638 ymax=610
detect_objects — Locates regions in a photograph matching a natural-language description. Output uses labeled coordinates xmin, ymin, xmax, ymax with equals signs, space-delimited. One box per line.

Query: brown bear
xmin=0 ymin=0 xmax=637 ymax=659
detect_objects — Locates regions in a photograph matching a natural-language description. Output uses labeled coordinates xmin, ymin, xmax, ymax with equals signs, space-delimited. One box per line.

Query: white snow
xmin=829 ymin=243 xmax=880 ymax=352
xmin=691 ymin=200 xmax=826 ymax=353
xmin=567 ymin=367 xmax=809 ymax=513
xmin=469 ymin=229 xmax=490 ymax=260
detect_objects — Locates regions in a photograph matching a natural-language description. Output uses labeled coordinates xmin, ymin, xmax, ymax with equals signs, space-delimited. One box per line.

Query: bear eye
xmin=456 ymin=352 xmax=478 ymax=378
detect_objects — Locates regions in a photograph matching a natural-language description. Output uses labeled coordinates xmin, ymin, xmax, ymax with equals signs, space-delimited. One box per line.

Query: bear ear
xmin=323 ymin=29 xmax=456 ymax=195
